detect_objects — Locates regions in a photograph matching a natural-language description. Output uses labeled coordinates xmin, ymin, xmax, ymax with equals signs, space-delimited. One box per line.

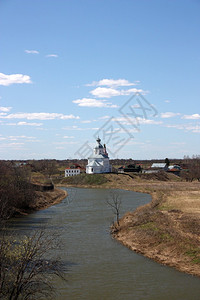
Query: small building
xmin=86 ymin=137 xmax=112 ymax=174
xmin=167 ymin=165 xmax=182 ymax=176
xmin=123 ymin=164 xmax=142 ymax=173
xmin=151 ymin=163 xmax=168 ymax=170
xmin=118 ymin=166 xmax=125 ymax=173
xmin=143 ymin=163 xmax=168 ymax=174
xmin=65 ymin=168 xmax=81 ymax=177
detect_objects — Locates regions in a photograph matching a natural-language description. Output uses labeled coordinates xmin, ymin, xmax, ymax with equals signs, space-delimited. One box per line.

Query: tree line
xmin=0 ymin=161 xmax=36 ymax=220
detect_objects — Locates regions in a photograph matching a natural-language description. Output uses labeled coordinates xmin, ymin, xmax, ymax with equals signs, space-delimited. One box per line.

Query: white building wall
xmin=86 ymin=137 xmax=111 ymax=174
xmin=65 ymin=169 xmax=80 ymax=177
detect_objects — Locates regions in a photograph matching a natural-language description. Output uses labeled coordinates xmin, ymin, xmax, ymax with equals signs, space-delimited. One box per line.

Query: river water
xmin=7 ymin=188 xmax=200 ymax=300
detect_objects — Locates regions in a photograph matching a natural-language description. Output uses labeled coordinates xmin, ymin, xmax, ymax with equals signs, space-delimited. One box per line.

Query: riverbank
xmin=57 ymin=173 xmax=200 ymax=277
xmin=15 ymin=188 xmax=67 ymax=216
xmin=113 ymin=189 xmax=200 ymax=277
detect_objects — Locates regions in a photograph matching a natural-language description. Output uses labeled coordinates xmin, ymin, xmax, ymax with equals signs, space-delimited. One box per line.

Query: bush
xmin=0 ymin=229 xmax=67 ymax=299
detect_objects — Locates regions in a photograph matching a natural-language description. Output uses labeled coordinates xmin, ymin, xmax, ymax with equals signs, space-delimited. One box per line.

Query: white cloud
xmin=90 ymin=88 xmax=121 ymax=98
xmin=165 ymin=123 xmax=200 ymax=133
xmin=0 ymin=112 xmax=80 ymax=120
xmin=99 ymin=115 xmax=110 ymax=120
xmin=0 ymin=106 xmax=12 ymax=112
xmin=182 ymin=114 xmax=200 ymax=120
xmin=9 ymin=142 xmax=24 ymax=146
xmin=46 ymin=54 xmax=58 ymax=58
xmin=25 ymin=50 xmax=39 ymax=54
xmin=62 ymin=125 xmax=84 ymax=131
xmin=107 ymin=117 xmax=162 ymax=130
xmin=8 ymin=135 xmax=37 ymax=140
xmin=122 ymin=88 xmax=146 ymax=95
xmin=138 ymin=118 xmax=162 ymax=125
xmin=17 ymin=122 xmax=43 ymax=126
xmin=81 ymin=120 xmax=92 ymax=123
xmin=63 ymin=136 xmax=74 ymax=139
xmin=0 ymin=73 xmax=32 ymax=86
xmin=164 ymin=100 xmax=171 ymax=103
xmin=53 ymin=141 xmax=78 ymax=145
xmin=86 ymin=78 xmax=138 ymax=87
xmin=5 ymin=122 xmax=43 ymax=126
xmin=90 ymin=87 xmax=146 ymax=98
xmin=73 ymin=98 xmax=118 ymax=108
xmin=0 ymin=142 xmax=24 ymax=148
xmin=161 ymin=112 xmax=181 ymax=118
xmin=60 ymin=114 xmax=80 ymax=120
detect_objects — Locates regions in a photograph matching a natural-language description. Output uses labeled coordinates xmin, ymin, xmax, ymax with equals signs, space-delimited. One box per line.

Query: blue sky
xmin=0 ymin=0 xmax=200 ymax=160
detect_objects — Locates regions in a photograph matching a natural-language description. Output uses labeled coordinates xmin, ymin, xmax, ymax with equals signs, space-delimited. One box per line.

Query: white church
xmin=86 ymin=137 xmax=112 ymax=174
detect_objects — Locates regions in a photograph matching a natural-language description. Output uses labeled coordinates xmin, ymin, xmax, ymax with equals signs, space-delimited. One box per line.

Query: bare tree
xmin=107 ymin=191 xmax=122 ymax=227
xmin=0 ymin=161 xmax=36 ymax=220
xmin=181 ymin=157 xmax=200 ymax=181
xmin=0 ymin=229 xmax=67 ymax=300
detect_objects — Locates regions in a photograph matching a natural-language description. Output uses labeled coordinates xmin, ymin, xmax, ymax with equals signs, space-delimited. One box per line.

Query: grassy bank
xmin=106 ymin=175 xmax=200 ymax=277
xmin=55 ymin=173 xmax=108 ymax=186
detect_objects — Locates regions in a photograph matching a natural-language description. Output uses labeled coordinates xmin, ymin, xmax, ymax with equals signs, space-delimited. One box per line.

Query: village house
xmin=167 ymin=165 xmax=182 ymax=176
xmin=86 ymin=137 xmax=112 ymax=174
xmin=64 ymin=164 xmax=84 ymax=177
xmin=143 ymin=163 xmax=168 ymax=173
xmin=65 ymin=168 xmax=81 ymax=177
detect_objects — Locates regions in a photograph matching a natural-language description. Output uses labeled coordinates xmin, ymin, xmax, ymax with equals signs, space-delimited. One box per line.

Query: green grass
xmin=139 ymin=222 xmax=159 ymax=231
xmin=185 ymin=247 xmax=200 ymax=264
xmin=59 ymin=173 xmax=108 ymax=186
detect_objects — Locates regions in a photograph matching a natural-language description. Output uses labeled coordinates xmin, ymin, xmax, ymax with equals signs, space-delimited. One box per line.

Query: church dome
xmin=96 ymin=137 xmax=103 ymax=148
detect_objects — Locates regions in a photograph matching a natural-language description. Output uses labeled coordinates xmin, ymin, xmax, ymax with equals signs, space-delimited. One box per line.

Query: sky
xmin=0 ymin=0 xmax=200 ymax=160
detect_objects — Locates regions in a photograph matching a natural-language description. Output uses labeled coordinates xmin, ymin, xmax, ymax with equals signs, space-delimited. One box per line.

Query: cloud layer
xmin=0 ymin=112 xmax=80 ymax=120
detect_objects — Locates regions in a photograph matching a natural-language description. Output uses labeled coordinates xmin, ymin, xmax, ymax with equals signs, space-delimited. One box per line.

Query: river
xmin=7 ymin=188 xmax=200 ymax=299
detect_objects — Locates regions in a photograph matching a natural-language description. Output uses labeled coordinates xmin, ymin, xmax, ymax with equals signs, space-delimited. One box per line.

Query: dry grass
xmin=162 ymin=191 xmax=200 ymax=214
xmin=101 ymin=174 xmax=200 ymax=277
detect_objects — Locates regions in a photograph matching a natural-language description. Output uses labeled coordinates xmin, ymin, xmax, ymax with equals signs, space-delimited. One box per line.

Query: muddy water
xmin=8 ymin=188 xmax=200 ymax=299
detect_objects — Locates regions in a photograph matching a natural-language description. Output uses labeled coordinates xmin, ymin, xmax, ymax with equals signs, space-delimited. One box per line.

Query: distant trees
xmin=30 ymin=160 xmax=59 ymax=179
xmin=181 ymin=156 xmax=200 ymax=181
xmin=0 ymin=229 xmax=67 ymax=300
